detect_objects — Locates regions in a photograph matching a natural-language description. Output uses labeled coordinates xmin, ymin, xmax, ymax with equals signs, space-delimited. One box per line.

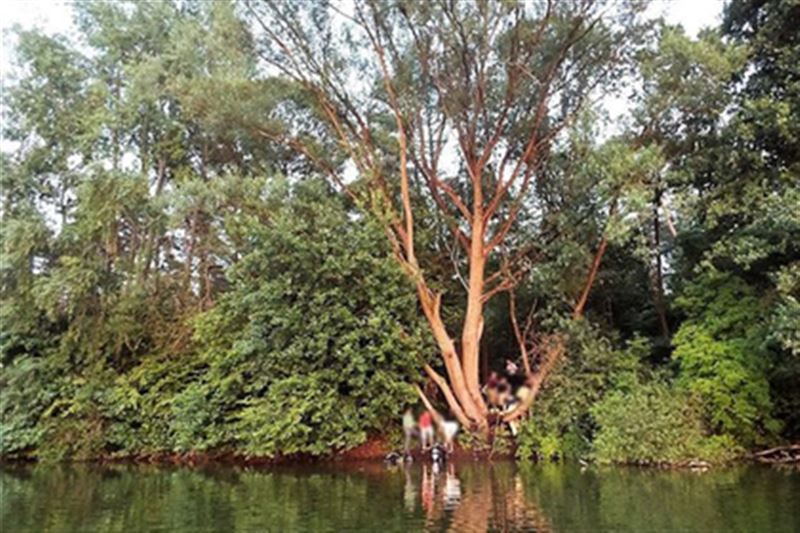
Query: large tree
xmin=246 ymin=0 xmax=646 ymax=432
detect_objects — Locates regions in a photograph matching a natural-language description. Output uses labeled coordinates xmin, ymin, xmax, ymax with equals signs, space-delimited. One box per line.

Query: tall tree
xmin=247 ymin=0 xmax=646 ymax=432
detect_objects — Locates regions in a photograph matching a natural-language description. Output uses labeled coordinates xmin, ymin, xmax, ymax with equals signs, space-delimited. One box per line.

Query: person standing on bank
xmin=441 ymin=419 xmax=459 ymax=454
xmin=419 ymin=410 xmax=435 ymax=450
xmin=403 ymin=409 xmax=417 ymax=453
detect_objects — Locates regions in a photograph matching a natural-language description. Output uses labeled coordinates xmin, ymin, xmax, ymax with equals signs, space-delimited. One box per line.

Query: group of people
xmin=482 ymin=359 xmax=530 ymax=435
xmin=399 ymin=358 xmax=527 ymax=459
xmin=403 ymin=409 xmax=459 ymax=455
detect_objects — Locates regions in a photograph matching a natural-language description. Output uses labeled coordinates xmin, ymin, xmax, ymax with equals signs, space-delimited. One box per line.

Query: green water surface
xmin=1 ymin=461 xmax=798 ymax=532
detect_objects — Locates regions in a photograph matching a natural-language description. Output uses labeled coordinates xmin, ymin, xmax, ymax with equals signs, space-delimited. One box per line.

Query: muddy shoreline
xmin=3 ymin=438 xmax=797 ymax=469
xmin=0 ymin=436 xmax=508 ymax=467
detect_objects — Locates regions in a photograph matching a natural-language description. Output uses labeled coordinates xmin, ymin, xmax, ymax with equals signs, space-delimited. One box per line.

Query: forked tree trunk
xmin=415 ymin=230 xmax=610 ymax=433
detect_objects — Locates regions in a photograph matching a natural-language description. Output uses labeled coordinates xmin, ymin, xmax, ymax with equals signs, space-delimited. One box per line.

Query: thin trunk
xmin=662 ymin=192 xmax=678 ymax=239
xmin=198 ymin=215 xmax=212 ymax=309
xmin=59 ymin=184 xmax=68 ymax=229
xmin=183 ymin=211 xmax=196 ymax=301
xmin=651 ymin=186 xmax=669 ymax=338
xmin=111 ymin=71 xmax=121 ymax=171
xmin=503 ymin=334 xmax=564 ymax=422
xmin=415 ymin=384 xmax=448 ymax=428
xmin=573 ymin=235 xmax=607 ymax=319
xmin=509 ymin=291 xmax=532 ymax=376
xmin=505 ymin=224 xmax=612 ymax=423
xmin=142 ymin=158 xmax=167 ymax=283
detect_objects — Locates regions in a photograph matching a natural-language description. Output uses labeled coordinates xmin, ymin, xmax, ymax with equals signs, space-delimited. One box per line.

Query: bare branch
xmin=509 ymin=291 xmax=532 ymax=375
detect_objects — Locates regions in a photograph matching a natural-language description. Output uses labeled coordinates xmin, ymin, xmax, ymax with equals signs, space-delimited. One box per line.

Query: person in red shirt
xmin=419 ymin=410 xmax=434 ymax=450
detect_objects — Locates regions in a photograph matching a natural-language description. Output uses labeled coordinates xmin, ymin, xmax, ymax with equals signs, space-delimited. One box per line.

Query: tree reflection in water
xmin=398 ymin=461 xmax=551 ymax=531
xmin=2 ymin=462 xmax=797 ymax=532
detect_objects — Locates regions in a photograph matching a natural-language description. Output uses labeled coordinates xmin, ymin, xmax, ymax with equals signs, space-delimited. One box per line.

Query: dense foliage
xmin=174 ymin=181 xmax=427 ymax=457
xmin=1 ymin=0 xmax=798 ymax=463
xmin=515 ymin=0 xmax=799 ymax=464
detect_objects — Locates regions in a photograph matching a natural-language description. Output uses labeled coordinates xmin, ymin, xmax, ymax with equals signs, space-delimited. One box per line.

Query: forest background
xmin=1 ymin=0 xmax=798 ymax=464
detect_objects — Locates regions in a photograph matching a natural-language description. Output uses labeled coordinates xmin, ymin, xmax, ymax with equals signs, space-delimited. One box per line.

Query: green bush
xmin=591 ymin=381 xmax=741 ymax=464
xmin=672 ymin=273 xmax=780 ymax=447
xmin=171 ymin=181 xmax=429 ymax=457
xmin=1 ymin=181 xmax=429 ymax=460
xmin=0 ymin=357 xmax=53 ymax=457
xmin=591 ymin=382 xmax=698 ymax=464
xmin=234 ymin=375 xmax=367 ymax=457
xmin=515 ymin=326 xmax=650 ymax=461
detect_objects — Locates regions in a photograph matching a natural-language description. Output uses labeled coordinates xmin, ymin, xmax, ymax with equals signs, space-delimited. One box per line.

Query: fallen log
xmin=750 ymin=444 xmax=800 ymax=464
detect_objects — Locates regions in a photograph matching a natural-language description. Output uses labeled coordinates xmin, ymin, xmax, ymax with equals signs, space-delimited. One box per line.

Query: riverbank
xmin=0 ymin=436 xmax=494 ymax=467
xmin=5 ymin=438 xmax=798 ymax=469
xmin=98 ymin=437 xmax=512 ymax=466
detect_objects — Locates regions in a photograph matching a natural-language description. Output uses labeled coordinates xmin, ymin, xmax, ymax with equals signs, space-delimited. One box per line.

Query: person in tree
xmin=419 ymin=410 xmax=435 ymax=450
xmin=505 ymin=359 xmax=519 ymax=377
xmin=506 ymin=359 xmax=524 ymax=389
xmin=403 ymin=409 xmax=417 ymax=453
xmin=483 ymin=371 xmax=501 ymax=409
xmin=496 ymin=380 xmax=512 ymax=409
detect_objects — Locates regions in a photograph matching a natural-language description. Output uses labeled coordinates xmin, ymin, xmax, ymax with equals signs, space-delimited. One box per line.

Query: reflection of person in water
xmin=403 ymin=464 xmax=417 ymax=512
xmin=443 ymin=463 xmax=462 ymax=510
xmin=420 ymin=460 xmax=461 ymax=526
xmin=421 ymin=464 xmax=435 ymax=519
xmin=409 ymin=463 xmax=552 ymax=531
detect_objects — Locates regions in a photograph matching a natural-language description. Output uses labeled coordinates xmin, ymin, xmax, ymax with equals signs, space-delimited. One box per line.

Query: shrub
xmin=178 ymin=181 xmax=429 ymax=457
xmin=672 ymin=273 xmax=780 ymax=447
xmin=515 ymin=326 xmax=649 ymax=461
xmin=591 ymin=381 xmax=741 ymax=464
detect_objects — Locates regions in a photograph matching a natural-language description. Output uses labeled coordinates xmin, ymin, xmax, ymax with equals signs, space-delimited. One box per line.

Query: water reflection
xmin=1 ymin=461 xmax=798 ymax=532
xmin=393 ymin=461 xmax=550 ymax=531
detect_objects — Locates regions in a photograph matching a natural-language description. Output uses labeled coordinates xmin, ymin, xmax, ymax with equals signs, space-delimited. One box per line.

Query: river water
xmin=1 ymin=461 xmax=798 ymax=532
